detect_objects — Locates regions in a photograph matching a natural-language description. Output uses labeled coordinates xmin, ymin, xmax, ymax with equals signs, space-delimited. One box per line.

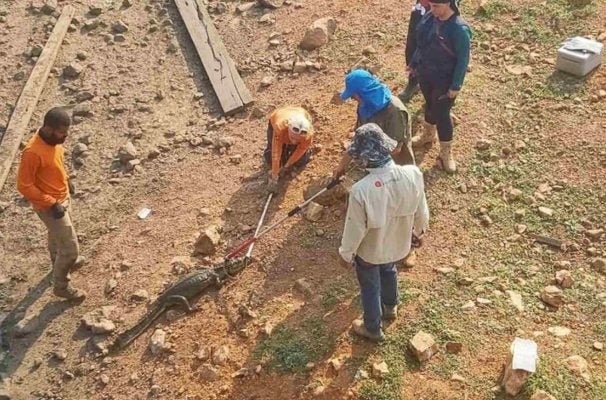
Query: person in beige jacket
xmin=339 ymin=123 xmax=429 ymax=342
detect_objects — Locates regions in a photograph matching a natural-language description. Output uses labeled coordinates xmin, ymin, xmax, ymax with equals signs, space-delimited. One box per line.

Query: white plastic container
xmin=556 ymin=37 xmax=604 ymax=77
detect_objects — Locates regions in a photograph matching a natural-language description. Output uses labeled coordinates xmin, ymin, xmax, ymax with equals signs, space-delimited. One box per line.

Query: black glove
xmin=68 ymin=180 xmax=75 ymax=196
xmin=51 ymin=203 xmax=66 ymax=219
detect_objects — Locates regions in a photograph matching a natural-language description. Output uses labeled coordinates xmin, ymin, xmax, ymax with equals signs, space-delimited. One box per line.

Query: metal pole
xmin=246 ymin=193 xmax=273 ymax=259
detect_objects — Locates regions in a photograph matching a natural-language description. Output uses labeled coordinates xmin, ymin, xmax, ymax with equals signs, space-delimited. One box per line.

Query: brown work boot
xmin=412 ymin=122 xmax=436 ymax=149
xmin=53 ymin=285 xmax=87 ymax=301
xmin=352 ymin=319 xmax=385 ymax=342
xmin=382 ymin=304 xmax=398 ymax=321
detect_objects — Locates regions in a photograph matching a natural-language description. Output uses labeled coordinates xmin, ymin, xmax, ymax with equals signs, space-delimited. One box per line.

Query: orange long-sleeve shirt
xmin=17 ymin=133 xmax=68 ymax=210
xmin=269 ymin=107 xmax=313 ymax=179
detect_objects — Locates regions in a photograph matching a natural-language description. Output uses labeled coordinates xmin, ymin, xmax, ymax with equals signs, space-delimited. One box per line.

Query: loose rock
xmin=538 ymin=207 xmax=554 ymax=218
xmin=194 ymin=225 xmax=221 ymax=256
xmin=475 ymin=138 xmax=492 ymax=150
xmin=41 ymin=0 xmax=57 ymax=15
xmin=303 ymin=176 xmax=351 ymax=206
xmin=372 ymin=361 xmax=389 ymax=378
xmin=212 ymin=345 xmax=230 ymax=366
xmin=540 ymin=286 xmax=564 ymax=308
xmin=593 ymin=342 xmax=603 ymax=351
xmin=506 ymin=290 xmax=524 ymax=312
xmin=258 ymin=0 xmax=283 ymax=8
xmin=112 ymin=20 xmax=129 ymax=33
xmin=131 ymin=289 xmax=149 ymax=302
xmin=304 ymin=202 xmax=324 ymax=222
xmin=150 ymin=329 xmax=168 ymax=355
xmin=547 ymin=326 xmax=571 ymax=337
xmin=63 ymin=62 xmax=83 ymax=79
xmin=294 ymin=278 xmax=313 ymax=297
xmin=591 ymin=258 xmax=606 ymax=274
xmin=531 ymin=390 xmax=557 ymax=400
xmin=117 ymin=141 xmax=138 ymax=163
xmin=502 ymin=357 xmax=531 ymax=396
xmin=445 ymin=342 xmax=463 ymax=354
xmin=81 ymin=306 xmax=116 ymax=334
xmin=555 ymin=270 xmax=573 ymax=289
xmin=260 ymin=76 xmax=274 ymax=87
xmin=409 ymin=331 xmax=438 ymax=362
xmin=299 ymin=17 xmax=337 ymax=50
xmin=564 ymin=355 xmax=590 ymax=381
xmin=197 ymin=364 xmax=219 ymax=382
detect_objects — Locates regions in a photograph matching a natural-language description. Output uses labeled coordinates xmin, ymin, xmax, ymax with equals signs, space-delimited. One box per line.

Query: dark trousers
xmin=263 ymin=123 xmax=311 ymax=169
xmin=418 ymin=77 xmax=455 ymax=142
xmin=354 ymin=256 xmax=399 ymax=335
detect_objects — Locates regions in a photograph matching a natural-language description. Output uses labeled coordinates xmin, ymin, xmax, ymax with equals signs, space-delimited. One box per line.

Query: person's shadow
xmin=0 ymin=272 xmax=76 ymax=376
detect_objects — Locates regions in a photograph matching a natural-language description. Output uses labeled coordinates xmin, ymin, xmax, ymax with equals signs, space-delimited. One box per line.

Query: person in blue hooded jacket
xmin=332 ymin=69 xmax=415 ymax=177
xmin=409 ymin=0 xmax=471 ymax=173
xmin=332 ymin=69 xmax=418 ymax=269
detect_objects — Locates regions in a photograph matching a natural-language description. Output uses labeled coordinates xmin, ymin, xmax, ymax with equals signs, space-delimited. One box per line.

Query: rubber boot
xmin=398 ymin=79 xmax=420 ymax=104
xmin=412 ymin=122 xmax=436 ymax=149
xmin=438 ymin=141 xmax=456 ymax=173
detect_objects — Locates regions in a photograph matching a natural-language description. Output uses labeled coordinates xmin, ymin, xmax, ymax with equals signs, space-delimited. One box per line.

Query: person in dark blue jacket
xmin=410 ymin=0 xmax=471 ymax=173
xmin=399 ymin=0 xmax=431 ymax=104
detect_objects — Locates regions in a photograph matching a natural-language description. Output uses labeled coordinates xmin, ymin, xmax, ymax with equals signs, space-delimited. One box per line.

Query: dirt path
xmin=1 ymin=0 xmax=605 ymax=399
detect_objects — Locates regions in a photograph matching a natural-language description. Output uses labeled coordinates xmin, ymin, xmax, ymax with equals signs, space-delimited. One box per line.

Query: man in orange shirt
xmin=17 ymin=107 xmax=86 ymax=301
xmin=263 ymin=106 xmax=314 ymax=193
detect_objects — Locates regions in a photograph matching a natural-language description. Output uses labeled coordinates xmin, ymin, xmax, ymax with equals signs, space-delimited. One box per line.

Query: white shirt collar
xmin=366 ymin=160 xmax=396 ymax=174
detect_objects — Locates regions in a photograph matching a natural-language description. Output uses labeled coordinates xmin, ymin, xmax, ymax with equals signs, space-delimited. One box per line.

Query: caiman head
xmin=217 ymin=256 xmax=249 ymax=277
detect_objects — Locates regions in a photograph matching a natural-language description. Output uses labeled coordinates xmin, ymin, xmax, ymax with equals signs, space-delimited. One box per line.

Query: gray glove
xmin=267 ymin=177 xmax=279 ymax=194
xmin=51 ymin=203 xmax=66 ymax=219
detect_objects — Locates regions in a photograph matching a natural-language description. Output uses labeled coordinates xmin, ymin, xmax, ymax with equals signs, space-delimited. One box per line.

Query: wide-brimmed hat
xmin=347 ymin=123 xmax=396 ymax=168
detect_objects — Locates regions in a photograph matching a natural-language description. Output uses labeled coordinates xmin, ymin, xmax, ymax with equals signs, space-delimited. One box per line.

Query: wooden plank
xmin=0 ymin=5 xmax=75 ymax=193
xmin=174 ymin=0 xmax=253 ymax=115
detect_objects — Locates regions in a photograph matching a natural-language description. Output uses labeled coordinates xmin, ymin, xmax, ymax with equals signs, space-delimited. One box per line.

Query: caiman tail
xmin=109 ymin=303 xmax=168 ymax=353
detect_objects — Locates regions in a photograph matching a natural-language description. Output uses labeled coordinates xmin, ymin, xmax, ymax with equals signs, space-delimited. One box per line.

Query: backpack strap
xmin=434 ymin=21 xmax=457 ymax=59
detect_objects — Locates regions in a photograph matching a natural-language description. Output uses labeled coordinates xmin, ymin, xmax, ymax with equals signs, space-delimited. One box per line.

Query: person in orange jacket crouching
xmin=263 ymin=106 xmax=314 ymax=194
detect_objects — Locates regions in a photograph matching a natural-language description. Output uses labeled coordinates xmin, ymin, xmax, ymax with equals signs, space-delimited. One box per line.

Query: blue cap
xmin=340 ymin=69 xmax=375 ymax=101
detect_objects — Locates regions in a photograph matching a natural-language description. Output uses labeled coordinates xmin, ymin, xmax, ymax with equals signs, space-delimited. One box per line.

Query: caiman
xmin=109 ymin=256 xmax=248 ymax=352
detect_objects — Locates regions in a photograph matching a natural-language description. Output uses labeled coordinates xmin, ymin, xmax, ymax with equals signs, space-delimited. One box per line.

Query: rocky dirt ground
xmin=0 ymin=0 xmax=605 ymax=399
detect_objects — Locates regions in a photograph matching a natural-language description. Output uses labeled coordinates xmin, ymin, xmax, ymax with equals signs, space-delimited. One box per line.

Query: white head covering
xmin=287 ymin=113 xmax=311 ymax=134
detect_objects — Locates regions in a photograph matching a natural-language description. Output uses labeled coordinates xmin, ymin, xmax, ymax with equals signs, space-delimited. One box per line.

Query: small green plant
xmin=474 ymin=0 xmax=512 ymax=19
xmin=320 ymin=276 xmax=356 ymax=310
xmin=526 ymin=357 xmax=581 ymax=399
xmin=253 ymin=318 xmax=333 ymax=373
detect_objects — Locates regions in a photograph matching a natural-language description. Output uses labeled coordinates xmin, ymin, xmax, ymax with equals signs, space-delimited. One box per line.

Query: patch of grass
xmin=427 ymin=353 xmax=461 ymax=379
xmin=399 ymin=280 xmax=418 ymax=305
xmin=590 ymin=380 xmax=606 ymax=400
xmin=320 ymin=276 xmax=356 ymax=310
xmin=253 ymin=317 xmax=333 ymax=373
xmin=359 ymin=298 xmax=454 ymax=400
xmin=526 ymin=356 xmax=581 ymax=399
xmin=473 ymin=0 xmax=512 ymax=19
xmin=594 ymin=322 xmax=606 ymax=337
xmin=359 ymin=378 xmax=402 ymax=400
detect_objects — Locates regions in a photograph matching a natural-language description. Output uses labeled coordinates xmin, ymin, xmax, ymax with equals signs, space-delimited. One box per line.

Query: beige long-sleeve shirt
xmin=339 ymin=162 xmax=429 ymax=265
